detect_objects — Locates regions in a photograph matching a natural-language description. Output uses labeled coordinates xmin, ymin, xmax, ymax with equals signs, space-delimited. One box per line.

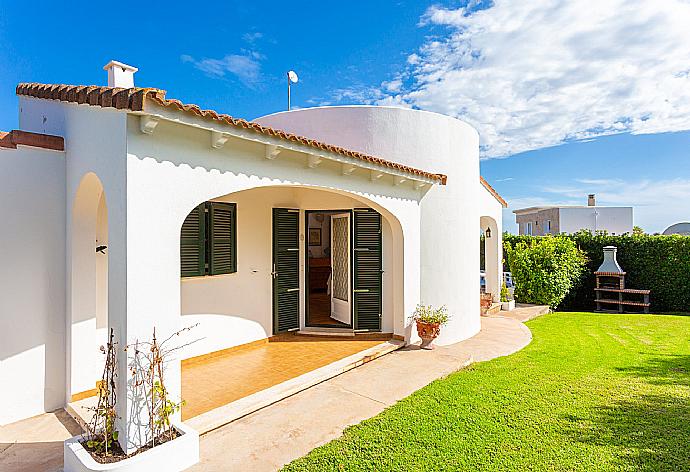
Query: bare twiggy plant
xmin=127 ymin=324 xmax=199 ymax=447
xmin=84 ymin=328 xmax=119 ymax=456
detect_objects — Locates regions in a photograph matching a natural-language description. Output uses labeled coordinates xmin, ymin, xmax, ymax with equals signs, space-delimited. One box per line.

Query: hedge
xmin=503 ymin=231 xmax=690 ymax=313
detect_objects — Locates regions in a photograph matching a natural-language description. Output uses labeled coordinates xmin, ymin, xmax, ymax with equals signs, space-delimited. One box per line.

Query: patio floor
xmin=181 ymin=333 xmax=392 ymax=420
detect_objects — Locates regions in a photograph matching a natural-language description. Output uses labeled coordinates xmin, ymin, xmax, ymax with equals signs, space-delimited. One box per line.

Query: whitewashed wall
xmin=20 ymin=97 xmax=131 ymax=444
xmin=256 ymin=106 xmax=481 ymax=344
xmin=0 ymin=144 xmax=66 ymax=425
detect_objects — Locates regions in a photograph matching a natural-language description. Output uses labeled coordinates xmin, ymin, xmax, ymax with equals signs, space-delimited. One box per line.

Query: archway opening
xmin=69 ymin=172 xmax=109 ymax=401
xmin=175 ymin=184 xmax=405 ymax=421
xmin=480 ymin=215 xmax=500 ymax=305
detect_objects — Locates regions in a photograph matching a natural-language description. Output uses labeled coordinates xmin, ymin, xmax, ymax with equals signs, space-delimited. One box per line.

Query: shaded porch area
xmin=181 ymin=333 xmax=393 ymax=421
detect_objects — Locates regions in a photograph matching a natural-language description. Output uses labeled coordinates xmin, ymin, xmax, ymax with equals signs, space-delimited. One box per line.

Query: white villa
xmin=0 ymin=61 xmax=506 ymax=455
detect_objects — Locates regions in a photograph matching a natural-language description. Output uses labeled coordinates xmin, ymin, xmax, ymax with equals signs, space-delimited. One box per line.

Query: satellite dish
xmin=288 ymin=70 xmax=299 ymax=83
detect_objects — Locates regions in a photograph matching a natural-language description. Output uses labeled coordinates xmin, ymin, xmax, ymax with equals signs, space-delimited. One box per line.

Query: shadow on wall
xmin=564 ymin=354 xmax=690 ymax=470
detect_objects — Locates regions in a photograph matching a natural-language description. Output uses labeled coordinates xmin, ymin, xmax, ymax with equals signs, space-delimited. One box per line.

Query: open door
xmin=330 ymin=213 xmax=351 ymax=324
xmin=353 ymin=208 xmax=382 ymax=331
xmin=272 ymin=208 xmax=300 ymax=333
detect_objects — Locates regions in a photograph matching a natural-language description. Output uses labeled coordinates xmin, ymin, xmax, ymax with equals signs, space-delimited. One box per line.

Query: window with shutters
xmin=180 ymin=201 xmax=237 ymax=277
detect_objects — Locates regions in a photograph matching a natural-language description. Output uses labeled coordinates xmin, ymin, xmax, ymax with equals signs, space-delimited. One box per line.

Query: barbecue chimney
xmin=596 ymin=246 xmax=624 ymax=274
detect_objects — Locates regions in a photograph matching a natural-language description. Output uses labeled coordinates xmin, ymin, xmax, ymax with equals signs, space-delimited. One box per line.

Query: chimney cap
xmin=595 ymin=246 xmax=625 ymax=274
xmin=103 ymin=60 xmax=138 ymax=73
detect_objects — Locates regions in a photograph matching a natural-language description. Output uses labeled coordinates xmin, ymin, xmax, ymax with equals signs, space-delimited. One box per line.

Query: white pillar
xmin=116 ymin=164 xmax=182 ymax=454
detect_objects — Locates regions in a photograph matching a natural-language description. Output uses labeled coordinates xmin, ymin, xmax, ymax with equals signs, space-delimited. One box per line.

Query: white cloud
xmin=318 ymin=86 xmax=386 ymax=106
xmin=242 ymin=32 xmax=263 ymax=44
xmin=384 ymin=0 xmax=690 ymax=157
xmin=181 ymin=51 xmax=264 ymax=87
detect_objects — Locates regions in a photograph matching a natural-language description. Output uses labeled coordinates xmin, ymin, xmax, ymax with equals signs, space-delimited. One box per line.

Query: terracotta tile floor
xmin=181 ymin=333 xmax=391 ymax=420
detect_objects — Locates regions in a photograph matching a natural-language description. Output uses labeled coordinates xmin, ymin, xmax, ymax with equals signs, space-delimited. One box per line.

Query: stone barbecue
xmin=594 ymin=246 xmax=650 ymax=313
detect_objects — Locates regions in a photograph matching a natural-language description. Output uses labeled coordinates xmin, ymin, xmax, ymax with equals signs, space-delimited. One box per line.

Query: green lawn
xmin=284 ymin=312 xmax=690 ymax=471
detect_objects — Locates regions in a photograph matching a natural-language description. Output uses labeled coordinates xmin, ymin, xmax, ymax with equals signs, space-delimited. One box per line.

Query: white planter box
xmin=64 ymin=422 xmax=199 ymax=472
xmin=501 ymin=300 xmax=515 ymax=311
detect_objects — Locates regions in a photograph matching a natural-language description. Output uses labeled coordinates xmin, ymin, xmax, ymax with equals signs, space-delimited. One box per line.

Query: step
xmin=65 ymin=395 xmax=97 ymax=433
xmin=296 ymin=327 xmax=355 ymax=337
xmin=485 ymin=302 xmax=502 ymax=316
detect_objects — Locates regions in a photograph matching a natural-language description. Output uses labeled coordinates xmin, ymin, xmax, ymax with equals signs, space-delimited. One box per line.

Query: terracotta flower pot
xmin=416 ymin=320 xmax=441 ymax=350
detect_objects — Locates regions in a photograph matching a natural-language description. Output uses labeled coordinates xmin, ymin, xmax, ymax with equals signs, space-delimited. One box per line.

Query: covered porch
xmin=68 ymin=333 xmax=402 ymax=434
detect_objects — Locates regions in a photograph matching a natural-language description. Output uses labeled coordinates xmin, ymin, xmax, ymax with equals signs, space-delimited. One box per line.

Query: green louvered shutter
xmin=209 ymin=202 xmax=237 ymax=275
xmin=353 ymin=208 xmax=382 ymax=331
xmin=180 ymin=204 xmax=206 ymax=277
xmin=272 ymin=208 xmax=300 ymax=333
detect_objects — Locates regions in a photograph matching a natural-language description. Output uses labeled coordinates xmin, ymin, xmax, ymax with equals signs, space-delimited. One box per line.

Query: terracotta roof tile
xmin=0 ymin=129 xmax=64 ymax=151
xmin=16 ymin=82 xmax=447 ymax=183
xmin=480 ymin=176 xmax=508 ymax=207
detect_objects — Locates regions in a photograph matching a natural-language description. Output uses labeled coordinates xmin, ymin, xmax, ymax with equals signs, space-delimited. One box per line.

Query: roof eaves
xmin=16 ymin=82 xmax=447 ymax=184
xmin=480 ymin=176 xmax=508 ymax=208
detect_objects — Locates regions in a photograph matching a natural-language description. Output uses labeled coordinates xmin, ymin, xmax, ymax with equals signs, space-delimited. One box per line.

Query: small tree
xmin=632 ymin=225 xmax=645 ymax=236
xmin=500 ymin=282 xmax=511 ymax=302
xmin=504 ymin=235 xmax=587 ymax=309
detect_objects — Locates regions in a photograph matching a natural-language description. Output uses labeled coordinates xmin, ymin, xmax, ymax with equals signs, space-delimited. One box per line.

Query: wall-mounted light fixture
xmin=96 ymin=245 xmax=107 ymax=254
xmin=485 ymin=227 xmax=492 ymax=238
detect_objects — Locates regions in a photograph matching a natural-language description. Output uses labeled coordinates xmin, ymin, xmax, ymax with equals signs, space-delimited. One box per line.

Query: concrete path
xmin=489 ymin=303 xmax=551 ymax=323
xmin=0 ymin=410 xmax=81 ymax=472
xmin=0 ymin=307 xmax=540 ymax=471
xmin=189 ymin=316 xmax=532 ymax=472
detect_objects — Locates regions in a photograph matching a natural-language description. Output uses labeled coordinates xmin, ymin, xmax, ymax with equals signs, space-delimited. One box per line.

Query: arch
xmin=176 ymin=184 xmax=407 ymax=359
xmin=480 ymin=215 xmax=501 ymax=302
xmin=69 ymin=172 xmax=109 ymax=399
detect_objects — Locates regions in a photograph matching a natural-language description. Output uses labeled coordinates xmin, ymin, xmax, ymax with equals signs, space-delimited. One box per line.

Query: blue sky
xmin=1 ymin=0 xmax=689 ymax=233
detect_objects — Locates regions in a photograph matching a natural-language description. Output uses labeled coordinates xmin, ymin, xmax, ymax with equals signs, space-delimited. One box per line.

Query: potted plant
xmin=500 ymin=282 xmax=515 ymax=311
xmin=411 ymin=304 xmax=450 ymax=350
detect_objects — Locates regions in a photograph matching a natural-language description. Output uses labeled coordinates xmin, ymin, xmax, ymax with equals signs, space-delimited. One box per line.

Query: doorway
xmin=305 ymin=210 xmax=352 ymax=328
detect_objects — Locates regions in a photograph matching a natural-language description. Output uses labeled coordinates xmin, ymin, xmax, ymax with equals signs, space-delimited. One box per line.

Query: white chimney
xmin=103 ymin=60 xmax=138 ymax=88
xmin=588 ymin=194 xmax=596 ymax=207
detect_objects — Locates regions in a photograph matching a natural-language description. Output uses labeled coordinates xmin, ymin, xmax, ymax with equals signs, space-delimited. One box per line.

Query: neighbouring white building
xmin=0 ymin=62 xmax=506 ymax=454
xmin=514 ymin=194 xmax=633 ymax=236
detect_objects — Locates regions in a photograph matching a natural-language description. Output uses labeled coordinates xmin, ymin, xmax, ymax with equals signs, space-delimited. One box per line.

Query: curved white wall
xmin=256 ymin=107 xmax=481 ymax=344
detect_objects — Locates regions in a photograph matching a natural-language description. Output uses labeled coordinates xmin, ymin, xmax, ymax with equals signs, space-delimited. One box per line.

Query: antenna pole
xmin=287 ymin=72 xmax=291 ymax=111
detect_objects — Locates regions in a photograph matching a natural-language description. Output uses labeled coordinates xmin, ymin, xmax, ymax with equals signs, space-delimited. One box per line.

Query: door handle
xmin=271 ymin=264 xmax=278 ymax=278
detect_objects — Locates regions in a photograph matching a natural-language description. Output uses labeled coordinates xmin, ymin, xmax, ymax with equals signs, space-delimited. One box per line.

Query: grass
xmin=283 ymin=312 xmax=690 ymax=471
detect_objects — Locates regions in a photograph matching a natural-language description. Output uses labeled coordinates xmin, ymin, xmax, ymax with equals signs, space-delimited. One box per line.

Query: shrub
xmin=504 ymin=231 xmax=690 ymax=312
xmin=503 ymin=236 xmax=588 ymax=309
xmin=500 ymin=282 xmax=511 ymax=302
